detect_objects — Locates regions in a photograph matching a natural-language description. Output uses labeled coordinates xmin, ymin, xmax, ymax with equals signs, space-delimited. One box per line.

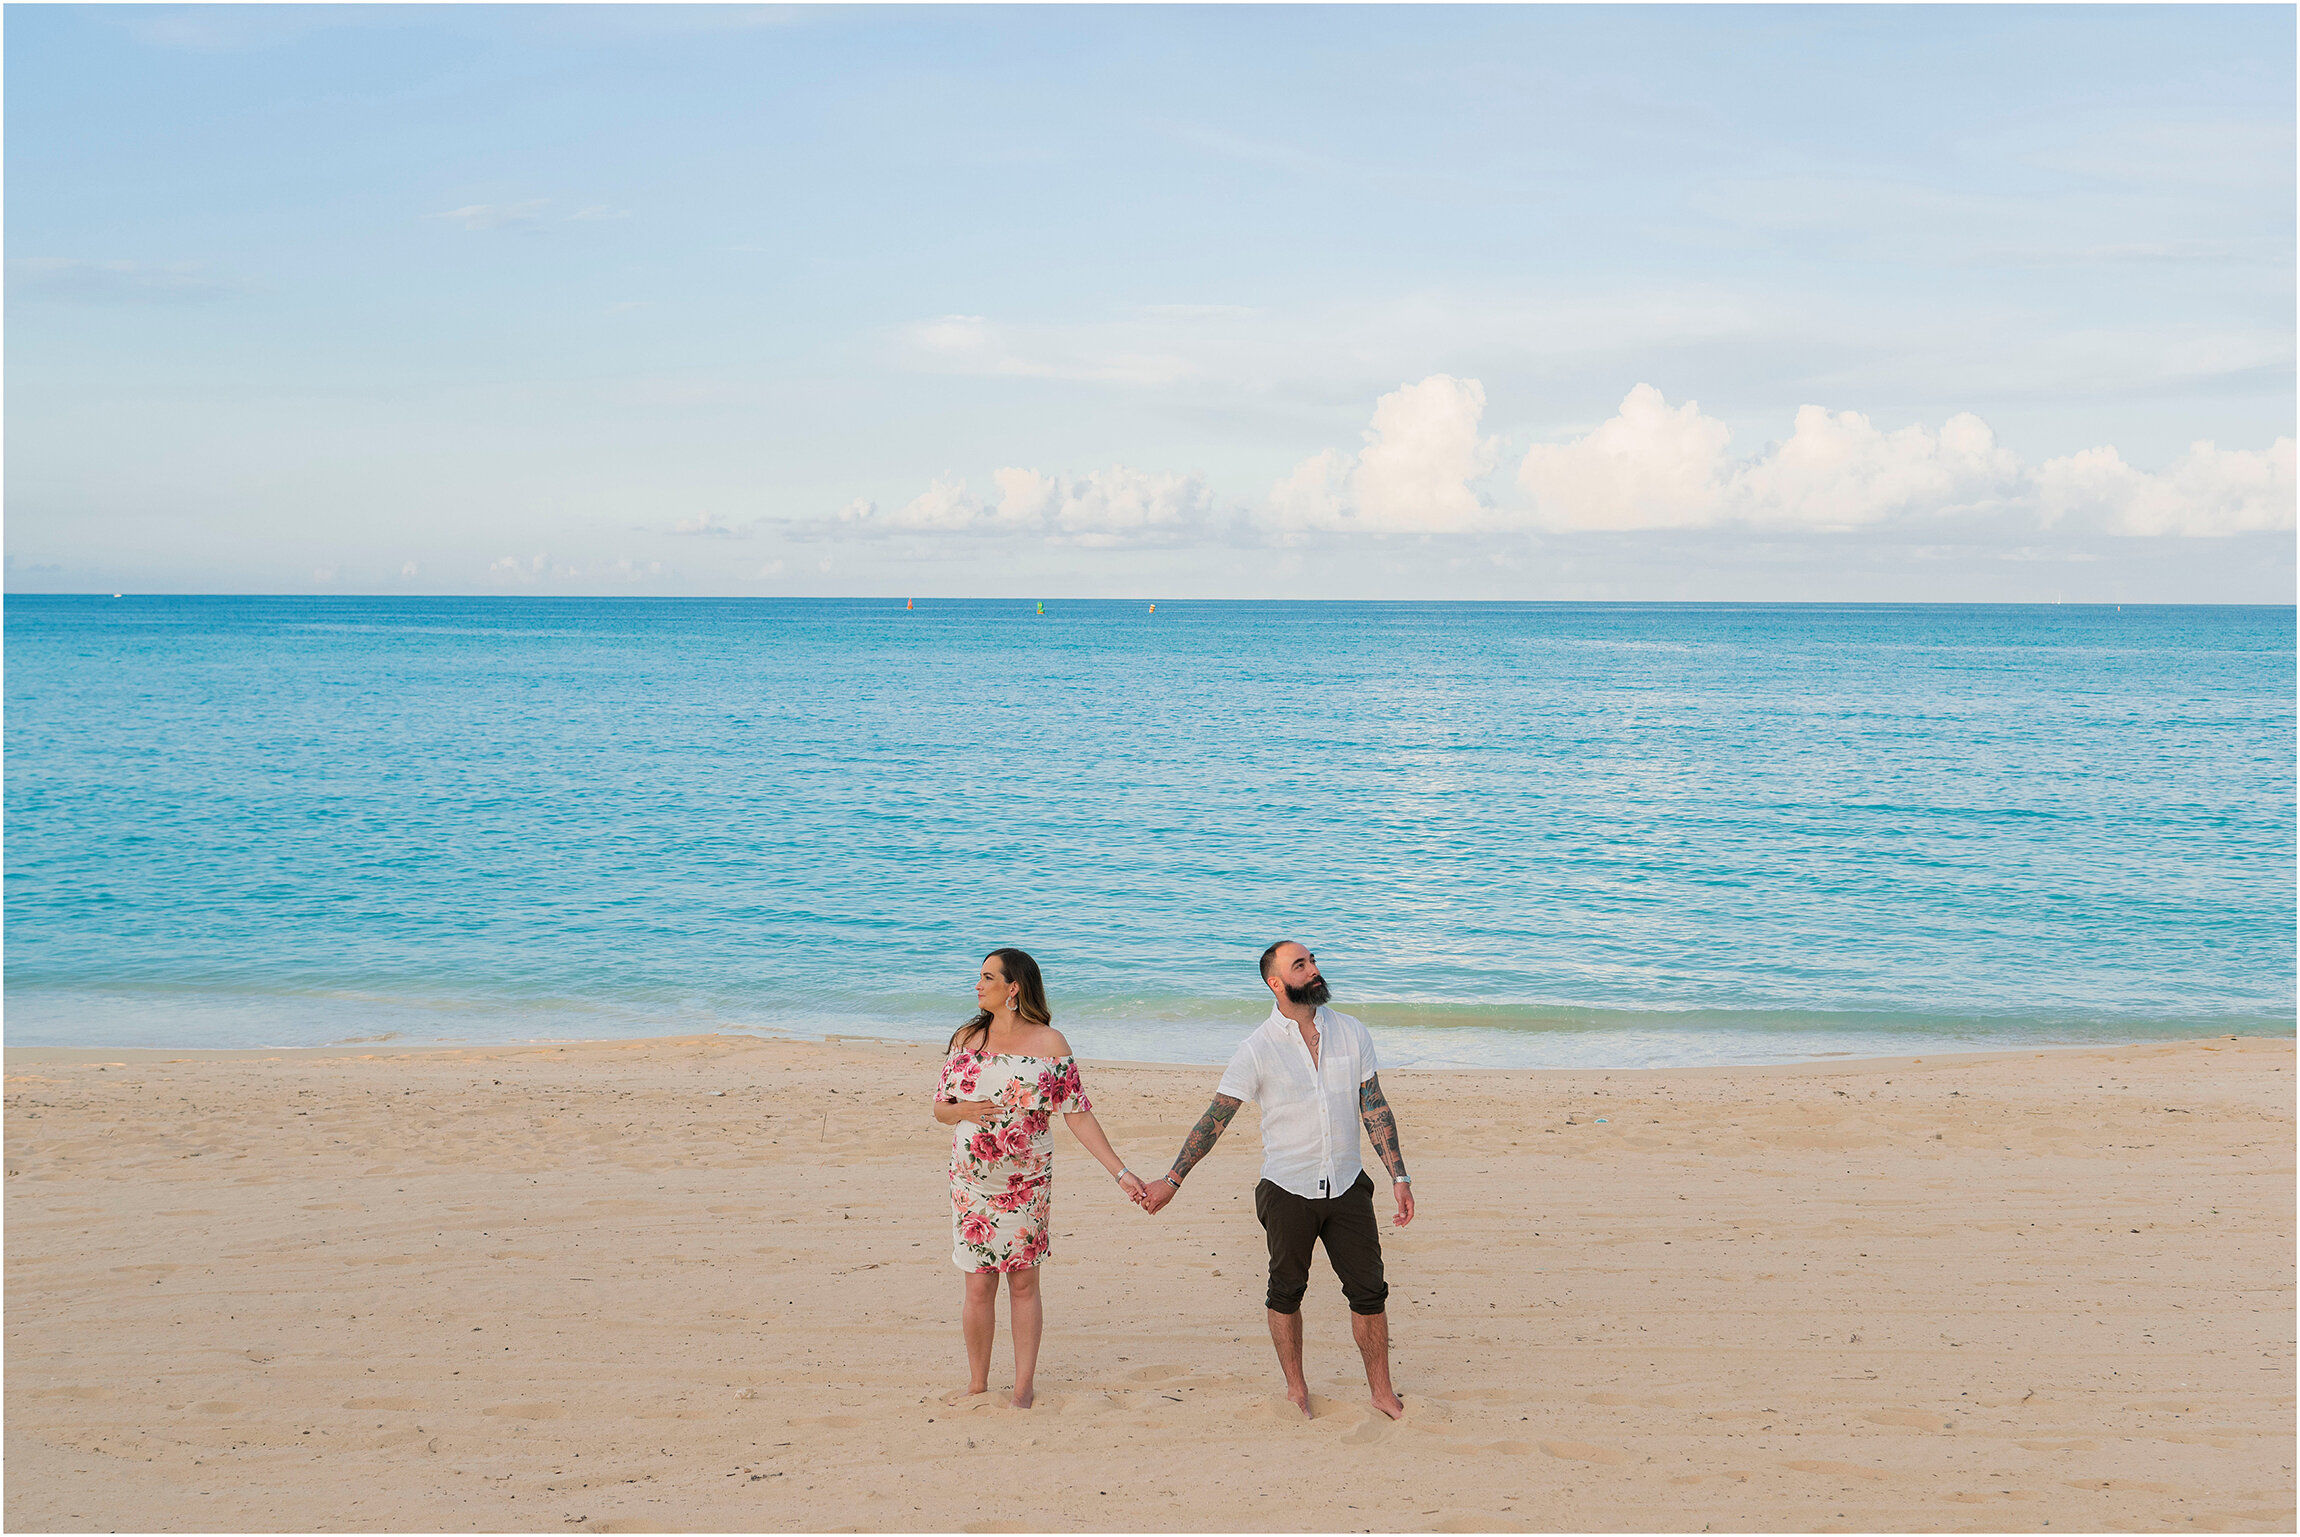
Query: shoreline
xmin=5 ymin=1027 xmax=2283 ymax=1078
xmin=8 ymin=1030 xmax=2291 ymax=1532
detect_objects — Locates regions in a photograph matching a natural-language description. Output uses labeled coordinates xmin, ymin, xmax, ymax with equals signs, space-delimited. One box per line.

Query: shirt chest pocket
xmin=1321 ymin=1046 xmax=1355 ymax=1096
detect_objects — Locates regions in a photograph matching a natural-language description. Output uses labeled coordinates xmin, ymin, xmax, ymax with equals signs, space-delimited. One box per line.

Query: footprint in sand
xmin=1235 ymin=1393 xmax=1332 ymax=1422
xmin=481 ymin=1403 xmax=567 ymax=1420
xmin=1540 ymin=1440 xmax=1628 ymax=1465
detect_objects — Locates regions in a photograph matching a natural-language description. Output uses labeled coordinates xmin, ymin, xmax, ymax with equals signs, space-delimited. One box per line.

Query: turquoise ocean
xmin=5 ymin=597 xmax=2292 ymax=1069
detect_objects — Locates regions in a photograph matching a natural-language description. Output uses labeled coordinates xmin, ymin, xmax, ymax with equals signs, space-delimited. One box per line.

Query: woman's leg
xmin=945 ymin=1270 xmax=998 ymax=1403
xmin=1005 ymin=1266 xmax=1043 ymax=1408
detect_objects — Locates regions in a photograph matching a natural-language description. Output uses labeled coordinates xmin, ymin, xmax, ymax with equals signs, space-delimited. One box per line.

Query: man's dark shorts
xmin=1254 ymin=1169 xmax=1389 ymax=1316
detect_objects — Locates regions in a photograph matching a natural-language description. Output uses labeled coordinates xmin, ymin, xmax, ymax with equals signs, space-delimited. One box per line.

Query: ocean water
xmin=4 ymin=597 xmax=2292 ymax=1069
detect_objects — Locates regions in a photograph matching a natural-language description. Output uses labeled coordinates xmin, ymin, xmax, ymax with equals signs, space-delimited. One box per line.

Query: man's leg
xmin=1320 ymin=1172 xmax=1401 ymax=1418
xmin=1254 ymin=1179 xmax=1316 ymax=1418
xmin=1350 ymin=1309 xmax=1400 ymax=1418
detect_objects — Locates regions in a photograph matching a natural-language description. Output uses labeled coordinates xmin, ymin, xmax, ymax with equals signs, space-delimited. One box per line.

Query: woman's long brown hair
xmin=948 ymin=947 xmax=1052 ymax=1052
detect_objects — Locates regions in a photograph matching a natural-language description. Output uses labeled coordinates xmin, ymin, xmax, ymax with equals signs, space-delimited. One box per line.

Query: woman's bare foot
xmin=1009 ymin=1385 xmax=1034 ymax=1410
xmin=1371 ymin=1390 xmax=1404 ymax=1420
xmin=940 ymin=1384 xmax=989 ymax=1406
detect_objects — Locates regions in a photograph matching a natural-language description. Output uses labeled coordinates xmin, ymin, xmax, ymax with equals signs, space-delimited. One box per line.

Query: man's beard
xmin=1284 ymin=975 xmax=1330 ymax=1007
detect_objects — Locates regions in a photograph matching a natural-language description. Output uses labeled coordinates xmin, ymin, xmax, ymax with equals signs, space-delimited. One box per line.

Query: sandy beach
xmin=4 ymin=1031 xmax=2291 ymax=1533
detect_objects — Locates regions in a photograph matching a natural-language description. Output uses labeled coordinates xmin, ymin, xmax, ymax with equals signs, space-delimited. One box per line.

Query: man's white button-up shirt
xmin=1216 ymin=1004 xmax=1379 ymax=1201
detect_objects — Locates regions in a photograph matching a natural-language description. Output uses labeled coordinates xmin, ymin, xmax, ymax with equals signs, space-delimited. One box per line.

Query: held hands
xmin=1115 ymin=1169 xmax=1148 ymax=1204
xmin=1135 ymin=1175 xmax=1177 ymax=1215
xmin=948 ymin=1100 xmax=997 ymax=1125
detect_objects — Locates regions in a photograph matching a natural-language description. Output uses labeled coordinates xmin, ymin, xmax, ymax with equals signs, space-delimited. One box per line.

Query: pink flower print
xmin=1023 ymin=1108 xmax=1051 ymax=1137
xmin=959 ymin=1211 xmax=996 ymax=1247
xmin=990 ymin=1185 xmax=1033 ymax=1213
xmin=967 ymin=1129 xmax=1001 ymax=1163
xmin=996 ymin=1122 xmax=1035 ymax=1159
xmin=955 ymin=1067 xmax=980 ymax=1097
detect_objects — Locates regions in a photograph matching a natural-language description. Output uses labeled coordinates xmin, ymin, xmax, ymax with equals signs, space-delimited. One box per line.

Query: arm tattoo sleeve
xmin=1167 ymin=1094 xmax=1241 ymax=1183
xmin=1359 ymin=1074 xmax=1409 ymax=1181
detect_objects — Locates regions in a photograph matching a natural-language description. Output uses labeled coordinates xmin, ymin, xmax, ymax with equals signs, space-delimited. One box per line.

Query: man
xmin=1138 ymin=940 xmax=1415 ymax=1420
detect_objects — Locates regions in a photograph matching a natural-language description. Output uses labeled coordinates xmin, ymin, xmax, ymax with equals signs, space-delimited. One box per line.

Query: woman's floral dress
xmin=940 ymin=1051 xmax=1091 ymax=1273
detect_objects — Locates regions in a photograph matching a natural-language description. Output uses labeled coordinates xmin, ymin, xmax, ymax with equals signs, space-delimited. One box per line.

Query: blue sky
xmin=7 ymin=4 xmax=2293 ymax=599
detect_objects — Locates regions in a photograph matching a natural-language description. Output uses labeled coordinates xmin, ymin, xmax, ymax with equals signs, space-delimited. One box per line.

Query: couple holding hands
xmin=932 ymin=942 xmax=1416 ymax=1417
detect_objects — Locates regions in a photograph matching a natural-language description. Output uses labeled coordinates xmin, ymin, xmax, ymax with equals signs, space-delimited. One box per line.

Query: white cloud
xmin=846 ymin=466 xmax=1215 ymax=545
xmin=1732 ymin=406 xmax=2023 ymax=529
xmin=1270 ymin=374 xmax=1499 ymax=534
xmin=1515 ymin=384 xmax=1730 ymax=532
xmin=400 ymin=561 xmax=419 ymax=577
xmin=1517 ymin=384 xmax=2284 ymax=537
xmin=829 ymin=380 xmax=2292 ymax=551
xmin=672 ymin=511 xmax=743 ymax=537
xmin=2039 ymin=438 xmax=2297 ymax=536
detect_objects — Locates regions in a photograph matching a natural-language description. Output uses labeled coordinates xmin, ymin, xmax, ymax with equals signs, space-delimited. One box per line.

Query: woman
xmin=933 ymin=947 xmax=1145 ymax=1409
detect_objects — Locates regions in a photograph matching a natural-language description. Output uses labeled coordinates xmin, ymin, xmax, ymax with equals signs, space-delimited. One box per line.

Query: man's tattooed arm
xmin=1360 ymin=1074 xmax=1409 ymax=1182
xmin=1163 ymin=1094 xmax=1242 ymax=1184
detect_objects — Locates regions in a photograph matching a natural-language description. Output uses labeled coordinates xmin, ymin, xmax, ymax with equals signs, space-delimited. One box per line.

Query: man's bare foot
xmin=940 ymin=1384 xmax=989 ymax=1406
xmin=1285 ymin=1387 xmax=1313 ymax=1419
xmin=1371 ymin=1391 xmax=1404 ymax=1420
xmin=1009 ymin=1385 xmax=1034 ymax=1410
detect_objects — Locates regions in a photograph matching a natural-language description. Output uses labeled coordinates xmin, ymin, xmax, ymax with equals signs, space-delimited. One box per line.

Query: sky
xmin=6 ymin=3 xmax=2294 ymax=601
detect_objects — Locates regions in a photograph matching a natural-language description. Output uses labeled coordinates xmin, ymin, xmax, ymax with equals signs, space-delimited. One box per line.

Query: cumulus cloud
xmin=1271 ymin=375 xmax=1500 ymax=534
xmin=825 ymin=379 xmax=2291 ymax=551
xmin=838 ymin=466 xmax=1215 ymax=546
xmin=672 ymin=511 xmax=744 ymax=537
xmin=2038 ymin=439 xmax=2297 ymax=537
xmin=1517 ymin=385 xmax=2289 ymax=537
xmin=1514 ymin=384 xmax=1730 ymax=531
